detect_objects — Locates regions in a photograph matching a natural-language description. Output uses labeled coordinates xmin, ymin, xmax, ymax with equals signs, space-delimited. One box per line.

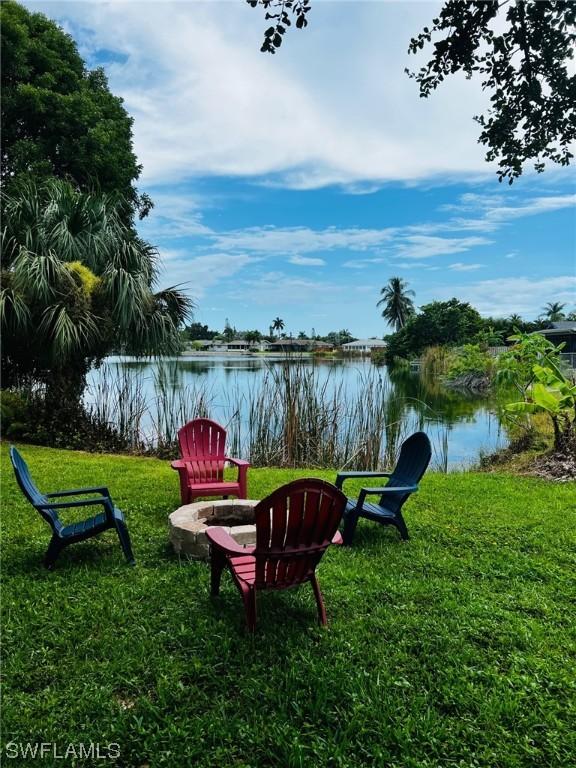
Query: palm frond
xmin=0 ymin=284 xmax=31 ymax=331
xmin=153 ymin=286 xmax=194 ymax=325
xmin=12 ymin=248 xmax=73 ymax=303
xmin=39 ymin=303 xmax=100 ymax=362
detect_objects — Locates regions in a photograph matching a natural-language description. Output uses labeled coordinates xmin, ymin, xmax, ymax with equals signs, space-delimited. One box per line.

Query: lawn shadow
xmin=2 ymin=537 xmax=132 ymax=576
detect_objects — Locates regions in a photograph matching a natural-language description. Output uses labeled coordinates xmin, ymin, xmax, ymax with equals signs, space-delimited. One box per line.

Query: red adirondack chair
xmin=171 ymin=418 xmax=249 ymax=504
xmin=207 ymin=479 xmax=346 ymax=632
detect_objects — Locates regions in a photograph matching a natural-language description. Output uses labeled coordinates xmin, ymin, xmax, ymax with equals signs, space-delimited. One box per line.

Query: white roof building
xmin=341 ymin=339 xmax=387 ymax=353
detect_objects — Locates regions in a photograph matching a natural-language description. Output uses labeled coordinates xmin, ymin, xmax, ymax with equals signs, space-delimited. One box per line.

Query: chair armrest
xmin=225 ymin=457 xmax=250 ymax=468
xmin=45 ymin=486 xmax=110 ymax=498
xmin=205 ymin=526 xmax=255 ymax=556
xmin=335 ymin=471 xmax=392 ymax=489
xmin=357 ymin=484 xmax=418 ymax=507
xmin=37 ymin=497 xmax=110 ymax=511
xmin=171 ymin=460 xmax=187 ymax=470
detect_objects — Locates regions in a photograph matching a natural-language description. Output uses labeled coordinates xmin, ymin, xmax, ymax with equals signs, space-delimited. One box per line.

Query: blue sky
xmin=29 ymin=1 xmax=575 ymax=337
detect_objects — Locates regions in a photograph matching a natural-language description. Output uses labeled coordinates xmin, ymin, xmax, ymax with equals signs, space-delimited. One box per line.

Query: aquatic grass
xmin=86 ymin=362 xmax=148 ymax=449
xmin=150 ymin=360 xmax=214 ymax=450
xmin=1 ymin=444 xmax=575 ymax=767
xmin=84 ymin=358 xmax=450 ymax=469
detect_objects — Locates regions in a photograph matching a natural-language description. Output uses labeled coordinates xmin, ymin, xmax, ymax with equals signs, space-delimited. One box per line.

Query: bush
xmin=385 ymin=299 xmax=484 ymax=361
xmin=447 ymin=344 xmax=493 ymax=380
xmin=0 ymin=386 xmax=128 ymax=452
xmin=0 ymin=389 xmax=30 ymax=437
xmin=421 ymin=346 xmax=453 ymax=377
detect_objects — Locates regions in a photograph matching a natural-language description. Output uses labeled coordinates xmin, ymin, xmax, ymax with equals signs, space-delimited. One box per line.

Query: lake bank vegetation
xmin=2 ymin=360 xmax=450 ymax=471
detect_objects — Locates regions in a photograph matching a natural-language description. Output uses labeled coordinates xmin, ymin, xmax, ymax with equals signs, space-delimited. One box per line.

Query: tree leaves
xmin=406 ymin=1 xmax=576 ymax=182
xmin=249 ymin=0 xmax=310 ymax=53
xmin=1 ymin=1 xmax=147 ymax=218
xmin=247 ymin=0 xmax=576 ymax=181
xmin=1 ymin=178 xmax=193 ymax=387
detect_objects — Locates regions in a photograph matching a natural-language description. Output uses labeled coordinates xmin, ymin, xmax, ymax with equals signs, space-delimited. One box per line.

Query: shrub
xmin=447 ymin=345 xmax=492 ymax=380
xmin=421 ymin=346 xmax=453 ymax=377
xmin=0 ymin=389 xmax=30 ymax=437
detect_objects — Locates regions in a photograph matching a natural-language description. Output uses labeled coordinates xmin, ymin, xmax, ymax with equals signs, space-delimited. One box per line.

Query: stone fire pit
xmin=169 ymin=499 xmax=259 ymax=559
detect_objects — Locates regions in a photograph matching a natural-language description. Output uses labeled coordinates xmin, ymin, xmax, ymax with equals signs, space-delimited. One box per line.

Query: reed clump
xmin=84 ymin=358 xmax=447 ymax=471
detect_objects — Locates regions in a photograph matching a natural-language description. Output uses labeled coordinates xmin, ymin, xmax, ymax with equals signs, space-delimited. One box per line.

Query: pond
xmin=86 ymin=354 xmax=508 ymax=471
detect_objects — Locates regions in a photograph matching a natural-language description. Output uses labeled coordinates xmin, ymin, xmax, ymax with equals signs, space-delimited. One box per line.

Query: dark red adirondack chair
xmin=207 ymin=479 xmax=346 ymax=632
xmin=171 ymin=418 xmax=249 ymax=504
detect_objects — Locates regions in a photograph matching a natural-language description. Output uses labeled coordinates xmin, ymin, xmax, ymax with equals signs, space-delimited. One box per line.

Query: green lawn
xmin=2 ymin=443 xmax=575 ymax=768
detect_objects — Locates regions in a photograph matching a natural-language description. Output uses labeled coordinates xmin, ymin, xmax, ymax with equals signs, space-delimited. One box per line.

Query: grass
xmin=1 ymin=443 xmax=575 ymax=767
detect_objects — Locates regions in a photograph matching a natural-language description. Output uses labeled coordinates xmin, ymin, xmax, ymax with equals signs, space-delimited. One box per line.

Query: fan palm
xmin=1 ymin=178 xmax=192 ymax=393
xmin=542 ymin=302 xmax=566 ymax=322
xmin=377 ymin=277 xmax=415 ymax=331
xmin=272 ymin=317 xmax=285 ymax=336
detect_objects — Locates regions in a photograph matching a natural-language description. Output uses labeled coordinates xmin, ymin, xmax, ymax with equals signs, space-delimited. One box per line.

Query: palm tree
xmin=542 ymin=301 xmax=566 ymax=322
xmin=377 ymin=277 xmax=415 ymax=332
xmin=1 ymin=178 xmax=192 ymax=397
xmin=508 ymin=313 xmax=523 ymax=326
xmin=271 ymin=317 xmax=285 ymax=337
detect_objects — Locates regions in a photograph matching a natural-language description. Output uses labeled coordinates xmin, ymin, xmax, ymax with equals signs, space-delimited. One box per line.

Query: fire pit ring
xmin=169 ymin=499 xmax=259 ymax=559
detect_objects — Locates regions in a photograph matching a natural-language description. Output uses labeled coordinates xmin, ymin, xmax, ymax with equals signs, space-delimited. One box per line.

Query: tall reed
xmin=85 ymin=357 xmax=449 ymax=470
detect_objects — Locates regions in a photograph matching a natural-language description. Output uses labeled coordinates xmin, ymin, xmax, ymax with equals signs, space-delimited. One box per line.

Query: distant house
xmin=226 ymin=339 xmax=251 ymax=351
xmin=311 ymin=341 xmax=334 ymax=352
xmin=341 ymin=339 xmax=387 ymax=355
xmin=535 ymin=321 xmax=576 ymax=352
xmin=535 ymin=321 xmax=576 ymax=365
xmin=269 ymin=339 xmax=314 ymax=352
xmin=224 ymin=340 xmax=272 ymax=353
xmin=191 ymin=340 xmax=214 ymax=350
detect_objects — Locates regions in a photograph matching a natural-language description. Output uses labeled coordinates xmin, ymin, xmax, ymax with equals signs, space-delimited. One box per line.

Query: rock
xmin=168 ymin=500 xmax=258 ymax=559
xmin=444 ymin=372 xmax=492 ymax=392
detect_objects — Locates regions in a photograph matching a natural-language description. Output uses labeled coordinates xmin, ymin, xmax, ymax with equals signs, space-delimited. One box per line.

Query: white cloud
xmin=158 ymin=250 xmax=258 ymax=299
xmin=394 ymin=235 xmax=491 ymax=259
xmin=447 ymin=193 xmax=576 ymax=232
xmin=211 ymin=226 xmax=396 ymax=254
xmin=139 ymin=191 xmax=212 ymax=240
xmin=449 ymin=262 xmax=484 ymax=272
xmin=289 ymin=255 xmax=326 ymax=266
xmin=389 ymin=261 xmax=436 ymax=270
xmin=30 ymin=0 xmax=493 ymax=188
xmin=343 ymin=257 xmax=387 ymax=269
xmin=434 ymin=276 xmax=576 ymax=318
xmin=226 ymin=270 xmax=341 ymax=306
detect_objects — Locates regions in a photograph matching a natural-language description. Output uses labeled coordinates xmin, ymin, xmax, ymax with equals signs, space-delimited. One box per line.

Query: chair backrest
xmin=9 ymin=446 xmax=61 ymax=532
xmin=177 ymin=418 xmax=228 ymax=484
xmin=381 ymin=431 xmax=432 ymax=512
xmin=253 ymin=479 xmax=346 ymax=590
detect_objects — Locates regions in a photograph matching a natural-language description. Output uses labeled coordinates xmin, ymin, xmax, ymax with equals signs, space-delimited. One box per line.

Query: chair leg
xmin=238 ymin=470 xmax=247 ymax=500
xmin=342 ymin=512 xmax=359 ymax=546
xmin=311 ymin=574 xmax=327 ymax=626
xmin=241 ymin=586 xmax=257 ymax=632
xmin=394 ymin=514 xmax=410 ymax=541
xmin=44 ymin=536 xmax=63 ymax=570
xmin=210 ymin=548 xmax=226 ymax=596
xmin=115 ymin=518 xmax=136 ymax=565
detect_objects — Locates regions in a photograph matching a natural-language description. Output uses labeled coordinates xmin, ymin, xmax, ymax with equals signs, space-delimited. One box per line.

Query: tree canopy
xmin=385 ymin=298 xmax=484 ymax=360
xmin=1 ymin=1 xmax=150 ymax=217
xmin=247 ymin=0 xmax=576 ymax=182
xmin=0 ymin=178 xmax=191 ymax=392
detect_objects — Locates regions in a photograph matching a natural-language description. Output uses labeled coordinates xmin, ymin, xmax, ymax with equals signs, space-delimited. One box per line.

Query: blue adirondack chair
xmin=9 ymin=446 xmax=135 ymax=569
xmin=335 ymin=432 xmax=432 ymax=545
